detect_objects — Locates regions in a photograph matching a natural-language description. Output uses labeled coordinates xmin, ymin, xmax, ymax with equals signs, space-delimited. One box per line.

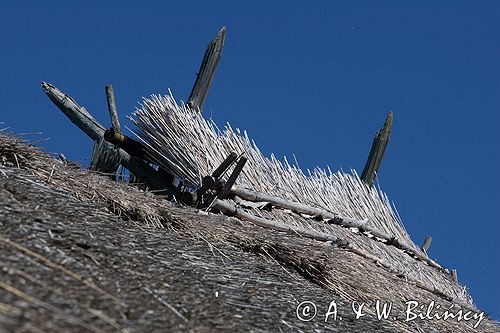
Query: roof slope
xmin=0 ymin=133 xmax=498 ymax=332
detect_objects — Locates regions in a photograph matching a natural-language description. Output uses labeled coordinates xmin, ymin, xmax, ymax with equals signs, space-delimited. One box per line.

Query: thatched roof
xmin=0 ymin=133 xmax=498 ymax=332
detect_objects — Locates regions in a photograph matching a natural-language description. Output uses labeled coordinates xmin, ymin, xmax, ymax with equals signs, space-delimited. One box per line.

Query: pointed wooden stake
xmin=421 ymin=235 xmax=433 ymax=254
xmin=361 ymin=112 xmax=393 ymax=186
xmin=187 ymin=26 xmax=226 ymax=112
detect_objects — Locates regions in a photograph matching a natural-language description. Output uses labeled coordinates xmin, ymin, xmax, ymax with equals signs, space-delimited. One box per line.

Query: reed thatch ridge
xmin=40 ymin=77 xmax=474 ymax=306
xmin=129 ymin=93 xmax=463 ymax=292
xmin=131 ymin=94 xmax=407 ymax=240
xmin=0 ymin=132 xmax=498 ymax=332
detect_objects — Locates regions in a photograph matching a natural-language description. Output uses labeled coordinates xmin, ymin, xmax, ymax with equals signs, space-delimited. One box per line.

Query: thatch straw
xmin=130 ymin=93 xmax=414 ymax=250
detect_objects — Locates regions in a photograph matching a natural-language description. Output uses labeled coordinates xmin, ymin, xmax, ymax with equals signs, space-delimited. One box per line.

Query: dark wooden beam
xmin=187 ymin=26 xmax=226 ymax=112
xmin=218 ymin=156 xmax=247 ymax=199
xmin=361 ymin=112 xmax=393 ymax=186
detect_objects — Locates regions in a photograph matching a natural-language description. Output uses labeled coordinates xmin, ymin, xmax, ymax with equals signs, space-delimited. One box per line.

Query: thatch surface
xmin=0 ymin=133 xmax=498 ymax=332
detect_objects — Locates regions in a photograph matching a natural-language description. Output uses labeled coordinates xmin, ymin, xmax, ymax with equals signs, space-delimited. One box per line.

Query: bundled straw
xmin=130 ymin=93 xmax=416 ymax=250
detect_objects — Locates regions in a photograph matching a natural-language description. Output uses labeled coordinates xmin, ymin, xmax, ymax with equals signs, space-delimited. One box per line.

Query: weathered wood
xmin=105 ymin=84 xmax=174 ymax=186
xmin=213 ymin=199 xmax=341 ymax=243
xmin=233 ymin=196 xmax=272 ymax=210
xmin=422 ymin=235 xmax=433 ymax=254
xmin=42 ymin=82 xmax=121 ymax=175
xmin=187 ymin=26 xmax=226 ymax=112
xmin=87 ymin=85 xmax=123 ymax=176
xmin=229 ymin=184 xmax=444 ymax=271
xmin=105 ymin=85 xmax=121 ymax=132
xmin=42 ymin=83 xmax=444 ymax=273
xmin=361 ymin=112 xmax=393 ymax=186
xmin=231 ymin=184 xmax=391 ymax=241
xmin=42 ymin=82 xmax=105 ymax=141
xmin=89 ymin=137 xmax=121 ymax=176
xmin=41 ymin=82 xmax=178 ymax=196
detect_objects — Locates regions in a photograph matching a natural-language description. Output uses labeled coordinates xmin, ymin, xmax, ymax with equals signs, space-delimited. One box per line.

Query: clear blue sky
xmin=1 ymin=0 xmax=498 ymax=319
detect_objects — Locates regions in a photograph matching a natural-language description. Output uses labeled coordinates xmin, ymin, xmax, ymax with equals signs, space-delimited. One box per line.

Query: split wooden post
xmin=41 ymin=81 xmax=179 ymax=196
xmin=187 ymin=26 xmax=226 ymax=112
xmin=89 ymin=138 xmax=121 ymax=175
xmin=422 ymin=236 xmax=433 ymax=254
xmin=89 ymin=84 xmax=124 ymax=176
xmin=361 ymin=112 xmax=393 ymax=186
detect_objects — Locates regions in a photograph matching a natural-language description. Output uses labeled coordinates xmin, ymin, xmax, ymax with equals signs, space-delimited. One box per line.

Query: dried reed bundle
xmin=130 ymin=93 xmax=416 ymax=250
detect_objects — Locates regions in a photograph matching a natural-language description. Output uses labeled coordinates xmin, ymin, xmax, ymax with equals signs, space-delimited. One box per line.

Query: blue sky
xmin=1 ymin=0 xmax=498 ymax=319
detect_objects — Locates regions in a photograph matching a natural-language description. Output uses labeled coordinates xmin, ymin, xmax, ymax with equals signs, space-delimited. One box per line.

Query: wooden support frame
xmin=41 ymin=82 xmax=179 ymax=196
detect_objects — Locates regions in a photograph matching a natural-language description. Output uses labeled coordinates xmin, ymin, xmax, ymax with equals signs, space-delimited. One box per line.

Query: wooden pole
xmin=105 ymin=85 xmax=121 ymax=132
xmin=187 ymin=26 xmax=226 ymax=112
xmin=229 ymin=184 xmax=444 ymax=271
xmin=41 ymin=82 xmax=178 ymax=196
xmin=213 ymin=199 xmax=341 ymax=243
xmin=89 ymin=85 xmax=123 ymax=176
xmin=42 ymin=81 xmax=105 ymax=142
xmin=212 ymin=151 xmax=237 ymax=178
xmin=361 ymin=112 xmax=393 ymax=186
xmin=422 ymin=236 xmax=433 ymax=254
